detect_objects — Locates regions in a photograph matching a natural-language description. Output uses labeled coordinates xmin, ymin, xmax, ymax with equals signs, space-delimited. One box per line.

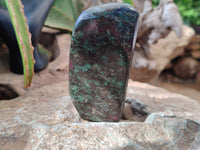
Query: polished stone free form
xmin=69 ymin=3 xmax=139 ymax=122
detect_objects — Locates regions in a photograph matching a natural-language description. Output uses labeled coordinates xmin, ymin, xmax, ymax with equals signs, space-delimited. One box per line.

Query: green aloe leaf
xmin=5 ymin=0 xmax=35 ymax=87
xmin=38 ymin=44 xmax=53 ymax=60
xmin=45 ymin=6 xmax=75 ymax=31
xmin=123 ymin=0 xmax=134 ymax=6
xmin=45 ymin=0 xmax=83 ymax=32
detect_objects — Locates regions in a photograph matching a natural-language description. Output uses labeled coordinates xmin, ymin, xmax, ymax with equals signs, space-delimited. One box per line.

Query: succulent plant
xmin=0 ymin=0 xmax=55 ymax=74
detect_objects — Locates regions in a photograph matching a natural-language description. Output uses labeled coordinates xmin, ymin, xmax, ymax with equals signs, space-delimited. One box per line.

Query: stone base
xmin=0 ymin=79 xmax=200 ymax=149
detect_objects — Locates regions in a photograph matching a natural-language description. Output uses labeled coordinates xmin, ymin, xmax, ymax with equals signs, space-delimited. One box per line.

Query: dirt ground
xmin=156 ymin=81 xmax=200 ymax=103
xmin=128 ymin=69 xmax=200 ymax=104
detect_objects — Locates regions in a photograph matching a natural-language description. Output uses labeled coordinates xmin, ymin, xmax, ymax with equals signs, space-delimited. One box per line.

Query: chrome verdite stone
xmin=69 ymin=3 xmax=139 ymax=122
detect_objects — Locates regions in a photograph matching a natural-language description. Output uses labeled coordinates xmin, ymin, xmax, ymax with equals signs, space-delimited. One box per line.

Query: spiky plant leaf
xmin=5 ymin=0 xmax=35 ymax=87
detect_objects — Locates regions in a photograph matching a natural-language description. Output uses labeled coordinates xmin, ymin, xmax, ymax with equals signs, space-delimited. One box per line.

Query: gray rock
xmin=123 ymin=98 xmax=150 ymax=122
xmin=0 ymin=80 xmax=200 ymax=149
xmin=145 ymin=114 xmax=200 ymax=150
xmin=127 ymin=80 xmax=200 ymax=122
xmin=23 ymin=114 xmax=200 ymax=150
xmin=1 ymin=45 xmax=200 ymax=150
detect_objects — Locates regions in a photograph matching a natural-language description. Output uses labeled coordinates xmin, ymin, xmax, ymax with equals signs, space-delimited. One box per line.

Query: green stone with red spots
xmin=69 ymin=3 xmax=139 ymax=122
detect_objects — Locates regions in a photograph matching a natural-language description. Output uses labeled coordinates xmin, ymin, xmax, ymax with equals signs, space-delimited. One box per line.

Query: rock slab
xmin=24 ymin=114 xmax=200 ymax=150
xmin=0 ymin=80 xmax=200 ymax=149
xmin=69 ymin=3 xmax=139 ymax=122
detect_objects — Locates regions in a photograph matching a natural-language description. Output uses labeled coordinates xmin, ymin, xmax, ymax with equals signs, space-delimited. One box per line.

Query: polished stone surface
xmin=69 ymin=3 xmax=139 ymax=122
